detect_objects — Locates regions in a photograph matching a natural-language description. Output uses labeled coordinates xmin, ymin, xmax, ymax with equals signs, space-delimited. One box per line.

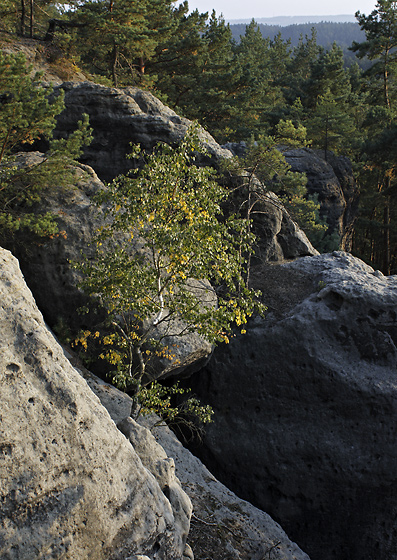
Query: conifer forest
xmin=1 ymin=0 xmax=397 ymax=274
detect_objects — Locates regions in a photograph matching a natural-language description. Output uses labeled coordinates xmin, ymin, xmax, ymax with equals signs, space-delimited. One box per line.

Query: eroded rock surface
xmin=225 ymin=143 xmax=359 ymax=252
xmin=71 ymin=361 xmax=311 ymax=560
xmin=53 ymin=82 xmax=232 ymax=182
xmin=0 ymin=246 xmax=191 ymax=560
xmin=50 ymin=82 xmax=316 ymax=261
xmin=187 ymin=252 xmax=397 ymax=560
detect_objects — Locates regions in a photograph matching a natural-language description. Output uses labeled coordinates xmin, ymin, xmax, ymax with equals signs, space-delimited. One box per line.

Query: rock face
xmin=118 ymin=418 xmax=193 ymax=556
xmin=224 ymin=143 xmax=359 ymax=253
xmin=187 ymin=252 xmax=397 ymax=560
xmin=0 ymin=246 xmax=191 ymax=560
xmin=283 ymin=148 xmax=359 ymax=251
xmin=69 ymin=359 xmax=311 ymax=560
xmin=53 ymin=82 xmax=232 ymax=183
xmin=50 ymin=82 xmax=316 ymax=261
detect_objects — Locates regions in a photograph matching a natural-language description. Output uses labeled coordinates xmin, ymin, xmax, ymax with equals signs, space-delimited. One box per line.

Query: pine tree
xmin=75 ymin=0 xmax=174 ymax=86
xmin=306 ymin=42 xmax=351 ymax=105
xmin=306 ymin=88 xmax=356 ymax=160
xmin=350 ymin=0 xmax=397 ymax=274
xmin=0 ymin=51 xmax=92 ymax=241
xmin=351 ymin=0 xmax=397 ymax=110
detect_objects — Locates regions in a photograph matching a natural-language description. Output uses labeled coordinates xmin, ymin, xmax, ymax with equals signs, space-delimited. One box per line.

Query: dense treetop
xmin=0 ymin=0 xmax=396 ymax=274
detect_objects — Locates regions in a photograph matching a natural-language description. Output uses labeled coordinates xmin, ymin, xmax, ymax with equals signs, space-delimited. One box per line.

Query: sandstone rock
xmin=283 ymin=148 xmax=359 ymax=251
xmin=0 ymin=246 xmax=191 ymax=560
xmin=187 ymin=252 xmax=397 ymax=560
xmin=140 ymin=416 xmax=311 ymax=560
xmin=225 ymin=143 xmax=359 ymax=253
xmin=53 ymin=82 xmax=232 ymax=183
xmin=50 ymin=82 xmax=316 ymax=262
xmin=74 ymin=363 xmax=311 ymax=560
xmin=118 ymin=418 xmax=193 ymax=560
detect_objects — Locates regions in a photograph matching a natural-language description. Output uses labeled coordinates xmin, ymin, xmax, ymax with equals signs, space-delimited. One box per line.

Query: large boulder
xmin=186 ymin=252 xmax=397 ymax=560
xmin=225 ymin=143 xmax=359 ymax=253
xmin=52 ymin=82 xmax=232 ymax=183
xmin=0 ymin=246 xmax=191 ymax=559
xmin=50 ymin=82 xmax=316 ymax=262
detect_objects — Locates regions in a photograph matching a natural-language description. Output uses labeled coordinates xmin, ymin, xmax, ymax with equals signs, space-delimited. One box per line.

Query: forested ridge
xmin=1 ymin=0 xmax=397 ymax=274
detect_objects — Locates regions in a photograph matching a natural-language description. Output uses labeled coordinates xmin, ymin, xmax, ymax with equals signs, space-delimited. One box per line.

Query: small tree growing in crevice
xmin=77 ymin=125 xmax=266 ymax=422
xmin=221 ymin=123 xmax=327 ymax=274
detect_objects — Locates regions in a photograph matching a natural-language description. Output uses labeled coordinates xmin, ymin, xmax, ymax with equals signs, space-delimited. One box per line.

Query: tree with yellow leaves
xmin=78 ymin=125 xmax=266 ymax=421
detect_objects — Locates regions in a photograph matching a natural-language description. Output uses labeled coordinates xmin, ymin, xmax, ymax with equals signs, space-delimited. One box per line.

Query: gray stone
xmin=283 ymin=148 xmax=359 ymax=251
xmin=0 ymin=247 xmax=190 ymax=560
xmin=187 ymin=252 xmax=397 ymax=560
xmin=53 ymin=82 xmax=232 ymax=183
xmin=225 ymin=143 xmax=359 ymax=253
xmin=118 ymin=418 xmax=192 ymax=559
xmin=138 ymin=415 xmax=311 ymax=560
xmin=76 ymin=365 xmax=310 ymax=560
xmin=51 ymin=82 xmax=317 ymax=262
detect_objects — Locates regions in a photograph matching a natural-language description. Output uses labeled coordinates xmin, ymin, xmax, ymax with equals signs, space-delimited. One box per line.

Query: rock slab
xmin=73 ymin=362 xmax=311 ymax=560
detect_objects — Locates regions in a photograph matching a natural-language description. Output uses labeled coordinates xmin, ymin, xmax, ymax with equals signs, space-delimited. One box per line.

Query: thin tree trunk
xmin=112 ymin=42 xmax=118 ymax=87
xmin=383 ymin=186 xmax=391 ymax=275
xmin=29 ymin=0 xmax=33 ymax=38
xmin=383 ymin=49 xmax=391 ymax=110
xmin=324 ymin=116 xmax=329 ymax=162
xmin=20 ymin=0 xmax=25 ymax=35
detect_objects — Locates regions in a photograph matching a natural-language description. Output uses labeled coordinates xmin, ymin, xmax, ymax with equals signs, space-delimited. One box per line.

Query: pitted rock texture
xmin=0 ymin=246 xmax=191 ymax=560
xmin=187 ymin=252 xmax=397 ymax=560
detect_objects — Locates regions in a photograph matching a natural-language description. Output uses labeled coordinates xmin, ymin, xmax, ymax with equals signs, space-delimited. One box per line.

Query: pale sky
xmin=183 ymin=0 xmax=378 ymax=21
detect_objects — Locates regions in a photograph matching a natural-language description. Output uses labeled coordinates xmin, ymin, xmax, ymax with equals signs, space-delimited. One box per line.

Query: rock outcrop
xmin=67 ymin=353 xmax=311 ymax=560
xmin=7 ymin=152 xmax=214 ymax=379
xmin=53 ymin=82 xmax=232 ymax=183
xmin=0 ymin=246 xmax=191 ymax=560
xmin=283 ymin=148 xmax=359 ymax=251
xmin=225 ymin=142 xmax=359 ymax=252
xmin=186 ymin=252 xmax=397 ymax=560
xmin=50 ymin=82 xmax=317 ymax=261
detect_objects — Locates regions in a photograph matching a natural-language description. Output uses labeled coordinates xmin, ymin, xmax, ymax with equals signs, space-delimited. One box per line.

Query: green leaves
xmin=79 ymin=124 xmax=266 ymax=401
xmin=0 ymin=51 xmax=92 ymax=241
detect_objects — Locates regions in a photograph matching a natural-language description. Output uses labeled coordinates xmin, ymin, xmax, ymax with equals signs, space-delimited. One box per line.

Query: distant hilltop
xmin=227 ymin=15 xmax=357 ymax=26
